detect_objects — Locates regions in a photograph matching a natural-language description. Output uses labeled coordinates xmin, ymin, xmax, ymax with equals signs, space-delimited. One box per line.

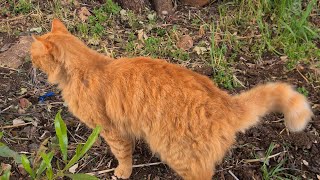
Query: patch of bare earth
xmin=0 ymin=1 xmax=319 ymax=180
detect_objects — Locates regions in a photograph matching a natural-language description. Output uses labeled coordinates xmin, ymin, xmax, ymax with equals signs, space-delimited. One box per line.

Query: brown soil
xmin=0 ymin=1 xmax=319 ymax=180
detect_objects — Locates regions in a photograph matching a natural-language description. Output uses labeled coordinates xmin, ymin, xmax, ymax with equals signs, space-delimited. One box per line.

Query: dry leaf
xmin=18 ymin=164 xmax=27 ymax=175
xmin=1 ymin=163 xmax=11 ymax=171
xmin=177 ymin=35 xmax=193 ymax=50
xmin=69 ymin=163 xmax=78 ymax=173
xmin=78 ymin=7 xmax=91 ymax=22
xmin=138 ymin=29 xmax=144 ymax=42
xmin=12 ymin=119 xmax=25 ymax=125
xmin=199 ymin=25 xmax=205 ymax=37
xmin=193 ymin=46 xmax=207 ymax=55
xmin=19 ymin=98 xmax=32 ymax=109
xmin=18 ymin=87 xmax=27 ymax=95
xmin=280 ymin=56 xmax=288 ymax=62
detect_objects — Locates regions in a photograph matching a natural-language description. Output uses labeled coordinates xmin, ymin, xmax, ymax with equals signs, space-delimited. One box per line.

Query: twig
xmin=243 ymin=151 xmax=286 ymax=163
xmin=0 ymin=122 xmax=33 ymax=129
xmin=296 ymin=68 xmax=309 ymax=84
xmin=228 ymin=170 xmax=239 ymax=180
xmin=0 ymin=13 xmax=32 ymax=23
xmin=86 ymin=162 xmax=162 ymax=176
xmin=0 ymin=105 xmax=13 ymax=113
xmin=0 ymin=66 xmax=19 ymax=71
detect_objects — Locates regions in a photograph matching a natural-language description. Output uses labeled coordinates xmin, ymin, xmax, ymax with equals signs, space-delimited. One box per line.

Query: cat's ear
xmin=32 ymin=35 xmax=53 ymax=52
xmin=51 ymin=18 xmax=69 ymax=34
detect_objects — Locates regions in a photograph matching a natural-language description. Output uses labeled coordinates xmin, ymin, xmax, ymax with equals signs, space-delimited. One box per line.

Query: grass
xmin=210 ymin=24 xmax=237 ymax=89
xmin=0 ymin=0 xmax=319 ymax=178
xmin=0 ymin=111 xmax=101 ymax=180
xmin=260 ymin=143 xmax=298 ymax=180
xmin=222 ymin=0 xmax=319 ymax=67
xmin=297 ymin=86 xmax=309 ymax=96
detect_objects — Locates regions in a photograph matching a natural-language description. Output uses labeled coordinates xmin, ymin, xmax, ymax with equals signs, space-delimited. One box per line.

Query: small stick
xmin=243 ymin=151 xmax=286 ymax=163
xmin=228 ymin=170 xmax=239 ymax=180
xmin=0 ymin=122 xmax=33 ymax=129
xmin=0 ymin=66 xmax=19 ymax=71
xmin=296 ymin=68 xmax=309 ymax=84
xmin=0 ymin=105 xmax=13 ymax=113
xmin=86 ymin=162 xmax=162 ymax=176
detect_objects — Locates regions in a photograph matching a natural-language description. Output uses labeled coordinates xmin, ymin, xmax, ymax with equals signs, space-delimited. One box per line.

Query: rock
xmin=0 ymin=36 xmax=33 ymax=69
xmin=177 ymin=35 xmax=193 ymax=50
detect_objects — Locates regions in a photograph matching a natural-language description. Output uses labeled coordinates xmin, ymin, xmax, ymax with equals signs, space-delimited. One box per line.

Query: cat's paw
xmin=114 ymin=165 xmax=132 ymax=179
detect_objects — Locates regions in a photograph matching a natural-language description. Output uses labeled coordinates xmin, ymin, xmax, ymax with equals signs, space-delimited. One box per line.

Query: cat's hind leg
xmin=160 ymin=148 xmax=213 ymax=180
xmin=101 ymin=130 xmax=134 ymax=179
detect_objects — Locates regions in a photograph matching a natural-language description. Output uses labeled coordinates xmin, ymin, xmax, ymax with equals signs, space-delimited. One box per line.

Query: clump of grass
xmin=3 ymin=0 xmax=32 ymax=15
xmin=218 ymin=0 xmax=319 ymax=70
xmin=0 ymin=111 xmax=101 ymax=180
xmin=297 ymin=86 xmax=309 ymax=96
xmin=260 ymin=143 xmax=297 ymax=180
xmin=77 ymin=0 xmax=121 ymax=39
xmin=210 ymin=24 xmax=237 ymax=90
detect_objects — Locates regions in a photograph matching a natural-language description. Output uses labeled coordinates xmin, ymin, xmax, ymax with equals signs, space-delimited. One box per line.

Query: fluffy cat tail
xmin=233 ymin=82 xmax=313 ymax=132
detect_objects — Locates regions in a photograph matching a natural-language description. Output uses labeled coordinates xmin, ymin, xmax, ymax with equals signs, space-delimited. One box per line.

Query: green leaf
xmin=0 ymin=132 xmax=3 ymax=139
xmin=54 ymin=109 xmax=68 ymax=162
xmin=0 ymin=145 xmax=21 ymax=164
xmin=40 ymin=152 xmax=53 ymax=180
xmin=21 ymin=155 xmax=35 ymax=179
xmin=64 ymin=126 xmax=101 ymax=170
xmin=65 ymin=173 xmax=99 ymax=180
xmin=0 ymin=165 xmax=11 ymax=180
xmin=36 ymin=152 xmax=54 ymax=177
xmin=75 ymin=144 xmax=83 ymax=156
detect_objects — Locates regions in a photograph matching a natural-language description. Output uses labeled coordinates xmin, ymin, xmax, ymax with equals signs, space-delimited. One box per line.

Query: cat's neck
xmin=49 ymin=46 xmax=112 ymax=89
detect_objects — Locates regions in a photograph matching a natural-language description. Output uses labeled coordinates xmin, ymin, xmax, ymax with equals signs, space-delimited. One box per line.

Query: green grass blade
xmin=65 ymin=173 xmax=99 ymax=180
xmin=36 ymin=151 xmax=54 ymax=177
xmin=298 ymin=0 xmax=316 ymax=27
xmin=0 ymin=132 xmax=3 ymax=139
xmin=54 ymin=109 xmax=68 ymax=162
xmin=64 ymin=126 xmax=101 ymax=170
xmin=21 ymin=155 xmax=35 ymax=179
xmin=40 ymin=152 xmax=54 ymax=180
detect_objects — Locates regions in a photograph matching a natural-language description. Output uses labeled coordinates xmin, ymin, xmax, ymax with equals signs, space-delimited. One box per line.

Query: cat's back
xmin=107 ymin=57 xmax=228 ymax=97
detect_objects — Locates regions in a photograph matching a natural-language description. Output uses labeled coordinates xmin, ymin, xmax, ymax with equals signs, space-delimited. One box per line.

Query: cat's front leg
xmin=101 ymin=130 xmax=133 ymax=179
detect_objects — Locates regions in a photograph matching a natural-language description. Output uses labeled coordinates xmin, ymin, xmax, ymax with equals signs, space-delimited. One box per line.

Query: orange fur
xmin=30 ymin=19 xmax=313 ymax=180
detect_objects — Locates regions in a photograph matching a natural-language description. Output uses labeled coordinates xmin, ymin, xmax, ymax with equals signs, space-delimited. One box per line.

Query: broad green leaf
xmin=0 ymin=145 xmax=21 ymax=164
xmin=0 ymin=165 xmax=11 ymax=180
xmin=21 ymin=155 xmax=35 ymax=179
xmin=40 ymin=153 xmax=53 ymax=180
xmin=54 ymin=110 xmax=68 ymax=162
xmin=65 ymin=173 xmax=99 ymax=180
xmin=64 ymin=126 xmax=101 ymax=170
xmin=36 ymin=151 xmax=54 ymax=177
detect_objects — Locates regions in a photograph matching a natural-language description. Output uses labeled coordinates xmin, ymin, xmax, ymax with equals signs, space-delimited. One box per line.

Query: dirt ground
xmin=0 ymin=1 xmax=319 ymax=180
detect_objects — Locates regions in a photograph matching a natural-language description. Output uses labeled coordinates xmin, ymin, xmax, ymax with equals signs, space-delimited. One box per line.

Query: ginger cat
xmin=30 ymin=19 xmax=313 ymax=180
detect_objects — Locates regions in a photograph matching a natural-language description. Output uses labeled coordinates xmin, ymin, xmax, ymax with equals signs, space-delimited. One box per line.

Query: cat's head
xmin=30 ymin=19 xmax=71 ymax=74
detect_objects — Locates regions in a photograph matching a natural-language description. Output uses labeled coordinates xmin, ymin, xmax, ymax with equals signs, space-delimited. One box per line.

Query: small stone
xmin=177 ymin=35 xmax=193 ymax=50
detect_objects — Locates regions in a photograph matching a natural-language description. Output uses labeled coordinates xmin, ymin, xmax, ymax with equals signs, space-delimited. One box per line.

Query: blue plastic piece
xmin=39 ymin=91 xmax=55 ymax=103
